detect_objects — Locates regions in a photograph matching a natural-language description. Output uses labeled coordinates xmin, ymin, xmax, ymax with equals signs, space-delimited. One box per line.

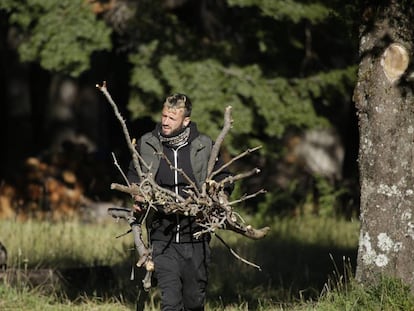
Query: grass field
xmin=1 ymin=215 xmax=411 ymax=310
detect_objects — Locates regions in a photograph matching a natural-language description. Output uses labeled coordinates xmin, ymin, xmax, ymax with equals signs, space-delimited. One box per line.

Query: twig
xmin=112 ymin=152 xmax=130 ymax=187
xmin=229 ymin=189 xmax=267 ymax=205
xmin=214 ymin=233 xmax=262 ymax=271
xmin=96 ymin=81 xmax=149 ymax=179
xmin=207 ymin=106 xmax=233 ymax=178
xmin=220 ymin=168 xmax=261 ymax=185
xmin=211 ymin=146 xmax=262 ymax=179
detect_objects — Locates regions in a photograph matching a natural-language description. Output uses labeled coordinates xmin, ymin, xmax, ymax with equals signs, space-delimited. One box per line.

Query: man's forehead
xmin=162 ymin=105 xmax=185 ymax=115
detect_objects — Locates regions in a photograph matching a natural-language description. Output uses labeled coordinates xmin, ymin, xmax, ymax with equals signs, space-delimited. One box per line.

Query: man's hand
xmin=133 ymin=195 xmax=145 ymax=212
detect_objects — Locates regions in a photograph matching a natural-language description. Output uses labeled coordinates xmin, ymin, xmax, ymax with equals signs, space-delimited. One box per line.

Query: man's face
xmin=160 ymin=105 xmax=190 ymax=136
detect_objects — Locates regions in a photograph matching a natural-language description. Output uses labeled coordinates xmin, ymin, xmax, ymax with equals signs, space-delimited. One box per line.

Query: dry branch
xmin=207 ymin=106 xmax=233 ymax=177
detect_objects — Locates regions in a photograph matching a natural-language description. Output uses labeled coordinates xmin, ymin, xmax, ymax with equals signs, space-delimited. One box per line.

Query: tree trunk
xmin=354 ymin=1 xmax=414 ymax=289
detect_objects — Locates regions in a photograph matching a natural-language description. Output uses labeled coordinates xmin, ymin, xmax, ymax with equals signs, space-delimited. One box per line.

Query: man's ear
xmin=183 ymin=117 xmax=191 ymax=127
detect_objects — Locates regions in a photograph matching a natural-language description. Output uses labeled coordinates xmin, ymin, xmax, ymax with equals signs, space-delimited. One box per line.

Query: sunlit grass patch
xmin=0 ymin=215 xmax=363 ymax=309
xmin=0 ymin=283 xmax=132 ymax=310
xmin=0 ymin=219 xmax=130 ymax=269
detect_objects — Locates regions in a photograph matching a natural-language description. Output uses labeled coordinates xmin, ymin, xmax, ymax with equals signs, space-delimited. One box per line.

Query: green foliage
xmin=294 ymin=66 xmax=357 ymax=100
xmin=128 ymin=40 xmax=163 ymax=97
xmin=314 ymin=175 xmax=349 ymax=217
xmin=227 ymin=0 xmax=333 ymax=24
xmin=256 ymin=172 xmax=356 ymax=218
xmin=1 ymin=0 xmax=360 ymax=216
xmin=2 ymin=0 xmax=359 ymax=153
xmin=0 ymin=0 xmax=112 ymax=77
xmin=256 ymin=180 xmax=302 ymax=218
xmin=124 ymin=1 xmax=358 ymax=164
xmin=128 ymin=52 xmax=355 ymax=156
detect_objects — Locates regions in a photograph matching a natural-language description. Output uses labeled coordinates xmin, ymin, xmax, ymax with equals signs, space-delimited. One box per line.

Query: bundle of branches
xmin=97 ymin=81 xmax=270 ymax=287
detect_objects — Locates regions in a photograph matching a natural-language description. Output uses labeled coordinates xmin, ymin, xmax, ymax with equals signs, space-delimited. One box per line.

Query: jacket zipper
xmin=172 ymin=144 xmax=187 ymax=243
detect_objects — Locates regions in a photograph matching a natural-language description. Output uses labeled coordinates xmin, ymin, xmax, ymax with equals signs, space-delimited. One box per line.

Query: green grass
xmin=3 ymin=215 xmax=410 ymax=310
xmin=0 ymin=219 xmax=130 ymax=268
xmin=208 ymin=215 xmax=360 ymax=307
xmin=0 ymin=285 xmax=131 ymax=311
xmin=291 ymin=276 xmax=414 ymax=311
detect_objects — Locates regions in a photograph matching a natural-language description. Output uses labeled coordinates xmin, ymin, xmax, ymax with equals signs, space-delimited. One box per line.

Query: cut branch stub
xmin=381 ymin=43 xmax=409 ymax=83
xmin=227 ymin=224 xmax=271 ymax=240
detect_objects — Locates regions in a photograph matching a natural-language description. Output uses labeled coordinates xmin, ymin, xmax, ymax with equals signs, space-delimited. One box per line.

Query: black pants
xmin=152 ymin=240 xmax=211 ymax=311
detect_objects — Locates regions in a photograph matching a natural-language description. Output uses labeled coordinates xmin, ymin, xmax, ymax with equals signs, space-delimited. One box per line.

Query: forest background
xmin=0 ymin=0 xmax=365 ymax=309
xmin=0 ymin=0 xmax=360 ymax=219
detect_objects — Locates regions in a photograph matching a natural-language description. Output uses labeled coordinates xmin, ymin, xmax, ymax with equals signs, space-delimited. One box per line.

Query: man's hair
xmin=164 ymin=93 xmax=192 ymax=117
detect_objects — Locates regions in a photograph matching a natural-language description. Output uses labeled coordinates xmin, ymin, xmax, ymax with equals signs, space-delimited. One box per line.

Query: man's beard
xmin=161 ymin=125 xmax=186 ymax=137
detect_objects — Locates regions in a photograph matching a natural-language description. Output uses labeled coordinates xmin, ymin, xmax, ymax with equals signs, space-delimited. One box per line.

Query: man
xmin=127 ymin=93 xmax=233 ymax=311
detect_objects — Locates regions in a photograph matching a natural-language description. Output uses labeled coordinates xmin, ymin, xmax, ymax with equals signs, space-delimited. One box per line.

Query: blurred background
xmin=0 ymin=1 xmax=368 ymax=308
xmin=0 ymin=0 xmax=361 ymax=221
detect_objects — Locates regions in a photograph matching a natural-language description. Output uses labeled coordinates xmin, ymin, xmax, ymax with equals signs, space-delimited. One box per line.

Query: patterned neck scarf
xmin=158 ymin=126 xmax=191 ymax=148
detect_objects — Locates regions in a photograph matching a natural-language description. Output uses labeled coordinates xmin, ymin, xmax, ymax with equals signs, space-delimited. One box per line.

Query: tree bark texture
xmin=354 ymin=1 xmax=414 ymax=289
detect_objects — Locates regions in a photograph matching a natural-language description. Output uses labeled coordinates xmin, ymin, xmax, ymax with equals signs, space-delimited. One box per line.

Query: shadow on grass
xmin=208 ymin=231 xmax=357 ymax=309
xmin=58 ymin=237 xmax=356 ymax=310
